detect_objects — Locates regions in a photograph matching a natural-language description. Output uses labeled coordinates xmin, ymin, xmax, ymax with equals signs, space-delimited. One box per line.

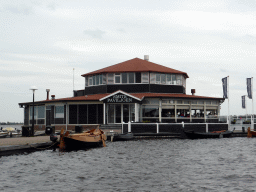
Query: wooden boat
xmin=183 ymin=129 xmax=234 ymax=139
xmin=59 ymin=128 xmax=106 ymax=151
xmin=247 ymin=128 xmax=256 ymax=137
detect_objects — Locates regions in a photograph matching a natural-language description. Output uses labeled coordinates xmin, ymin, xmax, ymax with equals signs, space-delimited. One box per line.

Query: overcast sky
xmin=1 ymin=0 xmax=256 ymax=122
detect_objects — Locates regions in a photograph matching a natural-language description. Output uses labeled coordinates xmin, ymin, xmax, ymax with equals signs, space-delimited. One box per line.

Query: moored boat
xmin=58 ymin=128 xmax=106 ymax=151
xmin=0 ymin=132 xmax=8 ymax=138
xmin=183 ymin=129 xmax=234 ymax=139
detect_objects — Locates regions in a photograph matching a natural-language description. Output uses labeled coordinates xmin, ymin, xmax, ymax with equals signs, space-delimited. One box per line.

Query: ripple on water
xmin=1 ymin=138 xmax=256 ymax=191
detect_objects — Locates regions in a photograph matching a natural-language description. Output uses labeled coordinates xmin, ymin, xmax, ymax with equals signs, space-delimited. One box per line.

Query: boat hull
xmin=184 ymin=130 xmax=233 ymax=139
xmin=63 ymin=137 xmax=103 ymax=150
xmin=59 ymin=128 xmax=106 ymax=151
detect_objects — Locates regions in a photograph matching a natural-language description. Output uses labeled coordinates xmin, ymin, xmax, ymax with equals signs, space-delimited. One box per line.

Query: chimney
xmin=191 ymin=89 xmax=195 ymax=96
xmin=144 ymin=55 xmax=149 ymax=61
xmin=51 ymin=95 xmax=55 ymax=100
xmin=46 ymin=89 xmax=50 ymax=100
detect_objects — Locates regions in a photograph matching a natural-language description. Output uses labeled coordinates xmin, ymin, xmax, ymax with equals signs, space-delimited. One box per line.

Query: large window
xmin=142 ymin=106 xmax=159 ymax=117
xmin=38 ymin=106 xmax=45 ymax=118
xmin=55 ymin=106 xmax=64 ymax=118
xmin=30 ymin=106 xmax=37 ymax=119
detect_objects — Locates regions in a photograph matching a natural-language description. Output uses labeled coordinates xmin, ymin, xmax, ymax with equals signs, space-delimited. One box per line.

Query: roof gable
xmin=100 ymin=90 xmax=141 ymax=103
xmin=82 ymin=58 xmax=189 ymax=78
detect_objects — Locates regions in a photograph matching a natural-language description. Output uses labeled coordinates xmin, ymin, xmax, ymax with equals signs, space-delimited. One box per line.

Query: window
xmin=93 ymin=76 xmax=96 ymax=85
xmin=161 ymin=74 xmax=166 ymax=84
xmin=198 ymin=101 xmax=204 ymax=104
xmin=212 ymin=101 xmax=217 ymax=105
xmin=156 ymin=73 xmax=160 ymax=84
xmin=99 ymin=74 xmax=102 ymax=84
xmin=102 ymin=74 xmax=106 ymax=84
xmin=150 ymin=73 xmax=156 ymax=84
xmin=141 ymin=72 xmax=149 ymax=83
xmin=167 ymin=74 xmax=172 ymax=84
xmin=136 ymin=72 xmax=141 ymax=83
xmin=142 ymin=105 xmax=159 ymax=117
xmin=184 ymin=101 xmax=189 ymax=104
xmin=172 ymin=74 xmax=176 ymax=84
xmin=192 ymin=101 xmax=197 ymax=104
xmin=142 ymin=99 xmax=150 ymax=104
xmin=115 ymin=73 xmax=121 ymax=83
xmin=89 ymin=76 xmax=93 ymax=86
xmin=206 ymin=101 xmax=211 ymax=104
xmin=150 ymin=99 xmax=159 ymax=104
xmin=55 ymin=106 xmax=64 ymax=118
xmin=38 ymin=106 xmax=45 ymax=118
xmin=30 ymin=106 xmax=37 ymax=119
xmin=85 ymin=76 xmax=88 ymax=87
xmin=128 ymin=73 xmax=134 ymax=83
xmin=176 ymin=75 xmax=181 ymax=85
xmin=177 ymin=100 xmax=182 ymax=104
xmin=122 ymin=73 xmax=127 ymax=83
xmin=96 ymin=75 xmax=99 ymax=85
xmin=107 ymin=73 xmax=114 ymax=84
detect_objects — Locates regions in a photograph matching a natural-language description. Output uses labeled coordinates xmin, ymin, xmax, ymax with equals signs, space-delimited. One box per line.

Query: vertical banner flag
xmin=247 ymin=78 xmax=252 ymax=99
xmin=242 ymin=95 xmax=246 ymax=109
xmin=222 ymin=77 xmax=228 ymax=98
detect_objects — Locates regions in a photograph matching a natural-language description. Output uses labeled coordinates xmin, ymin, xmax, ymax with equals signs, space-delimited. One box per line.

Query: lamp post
xmin=30 ymin=86 xmax=38 ymax=136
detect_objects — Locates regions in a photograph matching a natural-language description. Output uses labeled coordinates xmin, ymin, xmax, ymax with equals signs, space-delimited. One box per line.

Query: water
xmin=1 ymin=138 xmax=256 ymax=192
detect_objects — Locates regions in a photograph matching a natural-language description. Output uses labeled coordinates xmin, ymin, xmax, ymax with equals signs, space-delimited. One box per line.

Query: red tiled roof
xmin=81 ymin=58 xmax=189 ymax=78
xmin=20 ymin=92 xmax=223 ymax=105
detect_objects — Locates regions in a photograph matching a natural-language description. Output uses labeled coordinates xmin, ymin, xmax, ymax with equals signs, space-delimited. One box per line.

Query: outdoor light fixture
xmin=30 ymin=86 xmax=38 ymax=136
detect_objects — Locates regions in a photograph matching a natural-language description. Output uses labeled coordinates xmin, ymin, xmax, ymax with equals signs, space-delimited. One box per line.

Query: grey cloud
xmin=83 ymin=29 xmax=106 ymax=39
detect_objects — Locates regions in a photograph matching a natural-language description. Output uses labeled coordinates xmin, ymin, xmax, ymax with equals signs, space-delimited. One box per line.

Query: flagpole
xmin=228 ymin=76 xmax=230 ymax=130
xmin=246 ymin=96 xmax=247 ymax=120
xmin=252 ymin=77 xmax=254 ymax=130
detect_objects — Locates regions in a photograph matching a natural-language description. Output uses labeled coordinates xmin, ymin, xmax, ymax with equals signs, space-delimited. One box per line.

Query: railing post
xmin=206 ymin=123 xmax=208 ymax=132
xmin=156 ymin=123 xmax=159 ymax=133
xmin=128 ymin=121 xmax=131 ymax=133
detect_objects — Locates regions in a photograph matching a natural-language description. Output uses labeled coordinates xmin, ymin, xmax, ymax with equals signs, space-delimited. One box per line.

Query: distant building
xmin=19 ymin=56 xmax=224 ymax=131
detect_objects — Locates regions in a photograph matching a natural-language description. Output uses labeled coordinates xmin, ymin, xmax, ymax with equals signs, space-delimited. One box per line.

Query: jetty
xmin=0 ymin=136 xmax=55 ymax=157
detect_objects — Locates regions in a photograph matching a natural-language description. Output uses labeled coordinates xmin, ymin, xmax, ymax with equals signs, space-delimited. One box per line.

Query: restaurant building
xmin=19 ymin=56 xmax=225 ymax=131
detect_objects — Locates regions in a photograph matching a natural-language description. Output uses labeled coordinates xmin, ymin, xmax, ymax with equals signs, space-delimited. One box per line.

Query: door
xmin=46 ymin=109 xmax=51 ymax=126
